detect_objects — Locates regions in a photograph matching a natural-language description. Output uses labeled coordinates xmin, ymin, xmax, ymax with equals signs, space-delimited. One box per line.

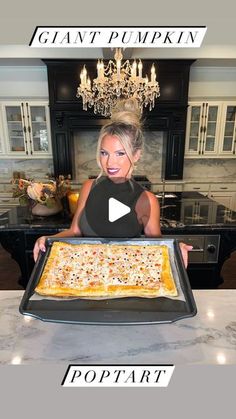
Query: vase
xmin=31 ymin=200 xmax=63 ymax=216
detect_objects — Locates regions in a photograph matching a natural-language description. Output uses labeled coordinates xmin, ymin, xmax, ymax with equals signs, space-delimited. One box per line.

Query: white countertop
xmin=1 ymin=290 xmax=236 ymax=365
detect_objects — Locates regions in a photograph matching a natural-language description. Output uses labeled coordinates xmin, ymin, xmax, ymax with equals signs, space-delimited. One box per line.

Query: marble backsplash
xmin=0 ymin=158 xmax=54 ymax=189
xmin=183 ymin=158 xmax=236 ymax=181
xmin=0 ymin=146 xmax=235 ymax=194
xmin=74 ymin=129 xmax=165 ymax=183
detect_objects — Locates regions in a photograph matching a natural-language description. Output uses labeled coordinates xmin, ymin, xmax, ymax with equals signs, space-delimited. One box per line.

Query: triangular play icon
xmin=108 ymin=197 xmax=131 ymax=222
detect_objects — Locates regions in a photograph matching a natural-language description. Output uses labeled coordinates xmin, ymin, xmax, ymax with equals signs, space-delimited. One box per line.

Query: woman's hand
xmin=33 ymin=236 xmax=46 ymax=262
xmin=179 ymin=242 xmax=193 ymax=269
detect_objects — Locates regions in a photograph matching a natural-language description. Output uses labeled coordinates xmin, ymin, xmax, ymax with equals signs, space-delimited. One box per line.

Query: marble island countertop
xmin=1 ymin=290 xmax=236 ymax=365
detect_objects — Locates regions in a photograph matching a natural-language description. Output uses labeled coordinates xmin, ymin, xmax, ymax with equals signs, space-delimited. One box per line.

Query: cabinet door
xmin=185 ymin=103 xmax=203 ymax=156
xmin=26 ymin=103 xmax=52 ymax=156
xmin=3 ymin=104 xmax=29 ymax=154
xmin=218 ymin=104 xmax=236 ymax=156
xmin=202 ymin=104 xmax=221 ymax=155
xmin=0 ymin=107 xmax=6 ymax=155
xmin=185 ymin=102 xmax=222 ymax=158
xmin=181 ymin=200 xmax=213 ymax=224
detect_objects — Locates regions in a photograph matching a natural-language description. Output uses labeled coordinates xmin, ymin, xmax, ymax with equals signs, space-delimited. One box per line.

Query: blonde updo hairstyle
xmin=96 ymin=98 xmax=143 ymax=178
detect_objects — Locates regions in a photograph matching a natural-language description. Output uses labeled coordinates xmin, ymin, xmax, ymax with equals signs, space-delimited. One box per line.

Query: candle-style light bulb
xmin=97 ymin=60 xmax=101 ymax=79
xmin=132 ymin=60 xmax=137 ymax=78
xmin=138 ymin=60 xmax=143 ymax=78
xmin=80 ymin=72 xmax=83 ymax=85
xmin=151 ymin=64 xmax=155 ymax=83
xmin=100 ymin=61 xmax=104 ymax=78
xmin=80 ymin=65 xmax=87 ymax=86
xmin=117 ymin=59 xmax=121 ymax=79
xmin=83 ymin=66 xmax=87 ymax=85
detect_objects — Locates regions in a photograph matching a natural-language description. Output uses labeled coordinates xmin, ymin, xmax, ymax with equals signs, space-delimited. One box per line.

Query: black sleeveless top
xmin=79 ymin=176 xmax=145 ymax=238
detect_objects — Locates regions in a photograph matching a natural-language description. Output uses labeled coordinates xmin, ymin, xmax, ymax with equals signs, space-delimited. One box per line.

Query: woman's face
xmin=100 ymin=135 xmax=140 ymax=182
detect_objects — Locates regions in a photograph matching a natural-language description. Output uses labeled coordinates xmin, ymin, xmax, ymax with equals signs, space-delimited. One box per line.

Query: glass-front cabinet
xmin=218 ymin=104 xmax=236 ymax=156
xmin=1 ymin=101 xmax=52 ymax=157
xmin=181 ymin=199 xmax=214 ymax=224
xmin=0 ymin=110 xmax=5 ymax=155
xmin=185 ymin=101 xmax=236 ymax=159
xmin=185 ymin=102 xmax=222 ymax=157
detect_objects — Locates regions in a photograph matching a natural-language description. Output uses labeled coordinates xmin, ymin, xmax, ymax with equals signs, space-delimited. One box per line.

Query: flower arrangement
xmin=11 ymin=175 xmax=71 ymax=208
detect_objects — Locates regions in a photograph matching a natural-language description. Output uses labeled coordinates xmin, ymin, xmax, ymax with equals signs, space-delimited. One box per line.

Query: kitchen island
xmin=1 ymin=290 xmax=236 ymax=365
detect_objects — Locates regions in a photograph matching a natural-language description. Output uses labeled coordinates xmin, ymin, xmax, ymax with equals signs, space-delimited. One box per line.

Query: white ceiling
xmin=0 ymin=0 xmax=236 ymax=67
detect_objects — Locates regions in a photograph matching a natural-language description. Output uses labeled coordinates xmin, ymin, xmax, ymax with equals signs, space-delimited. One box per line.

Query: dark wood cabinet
xmin=43 ymin=59 xmax=194 ymax=180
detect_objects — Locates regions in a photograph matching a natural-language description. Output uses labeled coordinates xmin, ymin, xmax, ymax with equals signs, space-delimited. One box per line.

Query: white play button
xmin=108 ymin=197 xmax=131 ymax=222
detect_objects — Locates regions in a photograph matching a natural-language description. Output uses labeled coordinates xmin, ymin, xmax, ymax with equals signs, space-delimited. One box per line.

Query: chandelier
xmin=76 ymin=48 xmax=160 ymax=117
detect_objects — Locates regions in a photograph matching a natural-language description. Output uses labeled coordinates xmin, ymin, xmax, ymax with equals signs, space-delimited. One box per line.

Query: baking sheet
xmin=19 ymin=237 xmax=197 ymax=324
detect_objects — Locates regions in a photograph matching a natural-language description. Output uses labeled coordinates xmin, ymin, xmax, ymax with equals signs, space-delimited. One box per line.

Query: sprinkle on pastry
xmin=35 ymin=242 xmax=178 ymax=298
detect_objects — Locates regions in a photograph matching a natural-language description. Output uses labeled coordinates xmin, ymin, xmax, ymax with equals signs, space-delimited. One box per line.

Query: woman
xmin=33 ymin=98 xmax=192 ymax=265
